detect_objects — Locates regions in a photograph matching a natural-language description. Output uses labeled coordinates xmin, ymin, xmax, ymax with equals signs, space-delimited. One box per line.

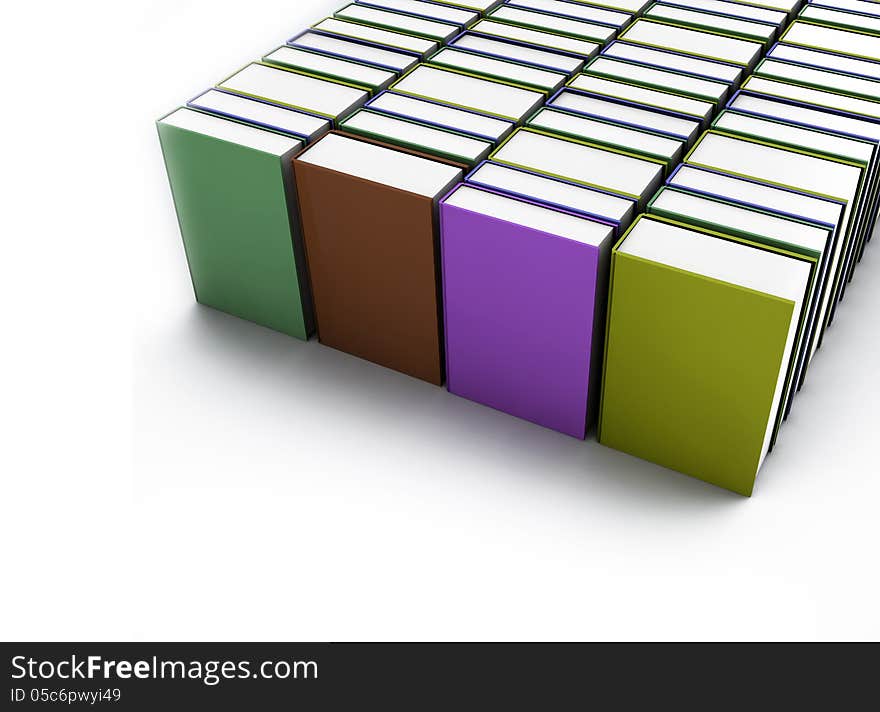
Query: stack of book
xmin=599 ymin=0 xmax=880 ymax=495
xmin=157 ymin=0 xmax=878 ymax=495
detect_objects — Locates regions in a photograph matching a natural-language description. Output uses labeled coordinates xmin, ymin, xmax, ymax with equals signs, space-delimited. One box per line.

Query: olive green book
xmin=599 ymin=215 xmax=814 ymax=496
xmin=157 ymin=108 xmax=313 ymax=339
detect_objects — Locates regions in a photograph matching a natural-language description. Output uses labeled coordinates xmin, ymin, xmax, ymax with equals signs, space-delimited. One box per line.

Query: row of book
xmin=157 ymin=0 xmax=878 ymax=496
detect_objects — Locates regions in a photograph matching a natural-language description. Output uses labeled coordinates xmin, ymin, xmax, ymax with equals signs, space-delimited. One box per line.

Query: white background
xmin=1 ymin=0 xmax=878 ymax=641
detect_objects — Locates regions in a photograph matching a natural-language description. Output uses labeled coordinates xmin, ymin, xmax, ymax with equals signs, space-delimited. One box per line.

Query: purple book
xmin=439 ymin=183 xmax=616 ymax=439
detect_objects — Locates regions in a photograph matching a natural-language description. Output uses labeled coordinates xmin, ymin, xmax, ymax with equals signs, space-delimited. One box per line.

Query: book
xmin=754 ymin=57 xmax=880 ymax=102
xmin=287 ymin=30 xmax=421 ymax=73
xmin=741 ymin=75 xmax=880 ymax=121
xmin=583 ymin=55 xmax=732 ymax=104
xmin=654 ymin=0 xmax=787 ymax=29
xmin=486 ymin=5 xmax=618 ymax=44
xmin=767 ymin=43 xmax=880 ymax=82
xmin=431 ymin=0 xmax=504 ymax=11
xmin=339 ymin=108 xmax=495 ymax=163
xmin=567 ymin=73 xmax=717 ymax=125
xmin=440 ymin=184 xmax=616 ymax=438
xmin=507 ymin=0 xmax=633 ymax=30
xmin=187 ymin=89 xmax=331 ymax=142
xmin=781 ymin=20 xmax=880 ymax=62
xmin=601 ymin=40 xmax=744 ymax=85
xmin=366 ymin=90 xmax=516 ymax=141
xmin=334 ymin=4 xmax=461 ymax=41
xmin=727 ymin=85 xmax=880 ymax=272
xmin=448 ymin=31 xmax=586 ymax=73
xmin=262 ymin=46 xmax=397 ymax=93
xmin=577 ymin=0 xmax=652 ymax=13
xmin=355 ymin=0 xmax=480 ymax=27
xmin=466 ymin=160 xmax=638 ymax=230
xmin=547 ymin=87 xmax=703 ymax=143
xmin=642 ymin=4 xmax=778 ymax=46
xmin=156 ymin=108 xmax=313 ymax=339
xmin=526 ymin=106 xmax=687 ymax=167
xmin=800 ymin=4 xmax=880 ymax=36
xmin=427 ymin=46 xmax=569 ymax=92
xmin=666 ymin=162 xmax=844 ymax=372
xmin=490 ymin=127 xmax=666 ymax=209
xmin=466 ymin=18 xmax=601 ymax=59
xmin=618 ymin=19 xmax=764 ymax=69
xmin=646 ymin=186 xmax=829 ymax=413
xmin=805 ymin=0 xmax=880 ymax=17
xmin=684 ymin=130 xmax=866 ymax=329
xmin=310 ymin=17 xmax=440 ymax=57
xmin=389 ymin=64 xmax=546 ymax=120
xmin=216 ymin=63 xmax=370 ymax=121
xmin=293 ymin=132 xmax=464 ymax=384
xmin=599 ymin=214 xmax=815 ymax=496
xmin=711 ymin=108 xmax=878 ymax=305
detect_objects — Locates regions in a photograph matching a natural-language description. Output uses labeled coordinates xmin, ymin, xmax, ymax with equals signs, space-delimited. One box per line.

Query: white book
xmin=586 ymin=56 xmax=730 ymax=103
xmin=618 ymin=215 xmax=811 ymax=469
xmin=492 ymin=129 xmax=665 ymax=206
xmin=429 ymin=47 xmax=567 ymax=91
xmin=568 ymin=74 xmax=715 ymax=121
xmin=433 ymin=0 xmax=502 ymax=10
xmin=368 ymin=91 xmax=514 ymax=141
xmin=743 ymin=75 xmax=880 ymax=120
xmin=356 ymin=0 xmax=478 ymax=26
xmin=340 ymin=110 xmax=494 ymax=163
xmin=657 ymin=0 xmax=786 ymax=28
xmin=450 ymin=33 xmax=584 ymax=74
xmin=528 ymin=107 xmax=685 ymax=163
xmin=263 ymin=47 xmax=396 ymax=91
xmin=334 ymin=4 xmax=459 ymax=42
xmin=620 ymin=19 xmax=763 ymax=68
xmin=549 ymin=89 xmax=701 ymax=142
xmin=602 ymin=41 xmax=743 ymax=84
xmin=756 ymin=58 xmax=880 ymax=101
xmin=469 ymin=19 xmax=600 ymax=57
xmin=507 ymin=0 xmax=632 ymax=29
xmin=312 ymin=18 xmax=438 ymax=56
xmin=782 ymin=21 xmax=880 ymax=62
xmin=582 ymin=0 xmax=651 ymax=12
xmin=468 ymin=161 xmax=637 ymax=226
xmin=391 ymin=64 xmax=545 ymax=120
xmin=217 ymin=63 xmax=370 ymax=119
xmin=643 ymin=4 xmax=776 ymax=44
xmin=488 ymin=5 xmax=616 ymax=43
xmin=768 ymin=44 xmax=880 ymax=81
xmin=295 ymin=131 xmax=463 ymax=197
xmin=801 ymin=5 xmax=880 ymax=35
xmin=288 ymin=31 xmax=419 ymax=73
xmin=187 ymin=89 xmax=331 ymax=141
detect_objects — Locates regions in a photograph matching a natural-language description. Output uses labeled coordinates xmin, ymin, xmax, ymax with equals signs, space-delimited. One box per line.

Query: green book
xmin=646 ymin=186 xmax=827 ymax=425
xmin=157 ymin=108 xmax=313 ymax=339
xmin=599 ymin=215 xmax=814 ymax=496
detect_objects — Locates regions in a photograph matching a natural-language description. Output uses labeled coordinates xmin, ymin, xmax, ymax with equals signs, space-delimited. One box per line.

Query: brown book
xmin=293 ymin=131 xmax=465 ymax=385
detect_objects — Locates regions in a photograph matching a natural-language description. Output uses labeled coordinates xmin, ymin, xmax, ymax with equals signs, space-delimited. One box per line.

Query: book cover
xmin=292 ymin=132 xmax=464 ymax=384
xmin=157 ymin=108 xmax=313 ymax=339
xmin=440 ymin=184 xmax=615 ymax=438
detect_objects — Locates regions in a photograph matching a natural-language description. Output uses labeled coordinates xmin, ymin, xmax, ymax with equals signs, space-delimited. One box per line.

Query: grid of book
xmin=158 ymin=0 xmax=878 ymax=496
